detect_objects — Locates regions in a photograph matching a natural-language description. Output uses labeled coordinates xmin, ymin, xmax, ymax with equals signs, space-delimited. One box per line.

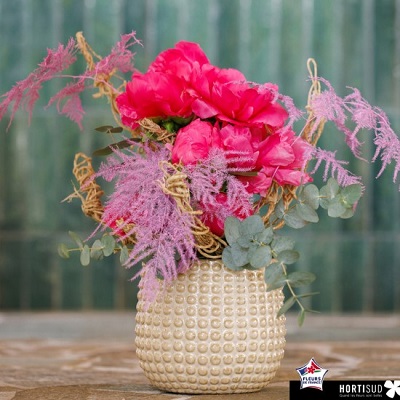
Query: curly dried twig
xmin=157 ymin=161 xmax=227 ymax=258
xmin=63 ymin=152 xmax=104 ymax=222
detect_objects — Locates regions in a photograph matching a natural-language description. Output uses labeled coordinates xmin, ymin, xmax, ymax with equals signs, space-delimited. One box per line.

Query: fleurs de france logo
xmin=296 ymin=358 xmax=328 ymax=391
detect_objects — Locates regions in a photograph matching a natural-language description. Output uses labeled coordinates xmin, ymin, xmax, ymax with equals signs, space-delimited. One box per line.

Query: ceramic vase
xmin=135 ymin=259 xmax=286 ymax=394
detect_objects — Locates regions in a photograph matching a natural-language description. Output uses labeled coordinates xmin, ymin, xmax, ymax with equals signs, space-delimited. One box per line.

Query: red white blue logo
xmin=296 ymin=358 xmax=329 ymax=391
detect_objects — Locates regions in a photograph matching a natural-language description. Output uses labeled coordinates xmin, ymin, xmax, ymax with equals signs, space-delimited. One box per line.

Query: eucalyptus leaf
xmin=57 ymin=243 xmax=70 ymax=259
xmin=254 ymin=227 xmax=274 ymax=244
xmin=90 ymin=240 xmax=104 ymax=260
xmin=283 ymin=209 xmax=308 ymax=229
xmin=266 ymin=278 xmax=288 ymax=291
xmin=264 ymin=262 xmax=285 ymax=286
xmin=320 ymin=178 xmax=340 ymax=208
xmin=277 ymin=296 xmax=296 ymax=317
xmin=119 ymin=245 xmax=130 ymax=264
xmin=327 ymin=198 xmax=347 ymax=218
xmin=101 ymin=235 xmax=116 ymax=256
xmin=271 ymin=236 xmax=295 ymax=253
xmin=296 ymin=203 xmax=319 ymax=223
xmin=326 ymin=178 xmax=340 ymax=196
xmin=80 ymin=245 xmax=91 ymax=266
xmin=239 ymin=215 xmax=265 ymax=236
xmin=249 ymin=245 xmax=272 ymax=269
xmin=224 ymin=217 xmax=241 ymax=245
xmin=222 ymin=245 xmax=248 ymax=270
xmin=237 ymin=234 xmax=252 ymax=248
xmin=68 ymin=231 xmax=84 ymax=249
xmin=341 ymin=184 xmax=362 ymax=205
xmin=302 ymin=184 xmax=320 ymax=210
xmin=287 ymin=271 xmax=316 ymax=287
xmin=339 ymin=208 xmax=355 ymax=219
xmin=278 ymin=249 xmax=300 ymax=265
xmin=273 ymin=199 xmax=285 ymax=219
xmin=298 ymin=309 xmax=306 ymax=326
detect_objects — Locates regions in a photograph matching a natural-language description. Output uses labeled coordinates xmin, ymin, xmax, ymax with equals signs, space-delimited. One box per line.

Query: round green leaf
xmin=249 ymin=245 xmax=272 ymax=269
xmin=68 ymin=231 xmax=83 ymax=249
xmin=119 ymin=245 xmax=130 ymax=264
xmin=90 ymin=240 xmax=104 ymax=260
xmin=57 ymin=243 xmax=70 ymax=259
xmin=296 ymin=203 xmax=319 ymax=223
xmin=237 ymin=234 xmax=252 ymax=249
xmin=229 ymin=243 xmax=249 ymax=268
xmin=327 ymin=198 xmax=347 ymax=217
xmin=287 ymin=271 xmax=316 ymax=287
xmin=341 ymin=184 xmax=362 ymax=205
xmin=273 ymin=199 xmax=285 ymax=219
xmin=80 ymin=245 xmax=91 ymax=266
xmin=278 ymin=250 xmax=300 ymax=265
xmin=302 ymin=184 xmax=320 ymax=209
xmin=320 ymin=178 xmax=340 ymax=208
xmin=254 ymin=227 xmax=274 ymax=244
xmin=264 ymin=262 xmax=285 ymax=287
xmin=222 ymin=247 xmax=246 ymax=271
xmin=224 ymin=217 xmax=241 ymax=245
xmin=339 ymin=207 xmax=355 ymax=219
xmin=271 ymin=236 xmax=295 ymax=253
xmin=239 ymin=215 xmax=265 ymax=236
xmin=101 ymin=235 xmax=116 ymax=256
xmin=283 ymin=209 xmax=308 ymax=229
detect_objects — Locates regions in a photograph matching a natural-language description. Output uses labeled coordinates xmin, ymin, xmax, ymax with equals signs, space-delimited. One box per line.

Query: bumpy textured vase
xmin=135 ymin=259 xmax=286 ymax=394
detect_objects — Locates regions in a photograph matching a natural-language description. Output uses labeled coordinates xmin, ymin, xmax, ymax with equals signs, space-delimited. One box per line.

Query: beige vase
xmin=135 ymin=259 xmax=286 ymax=394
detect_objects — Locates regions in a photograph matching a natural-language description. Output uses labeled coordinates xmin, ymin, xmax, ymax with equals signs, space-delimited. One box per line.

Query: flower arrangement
xmin=1 ymin=32 xmax=399 ymax=324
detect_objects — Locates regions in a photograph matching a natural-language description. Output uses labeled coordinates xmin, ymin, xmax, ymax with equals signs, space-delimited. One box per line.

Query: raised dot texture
xmin=135 ymin=259 xmax=286 ymax=394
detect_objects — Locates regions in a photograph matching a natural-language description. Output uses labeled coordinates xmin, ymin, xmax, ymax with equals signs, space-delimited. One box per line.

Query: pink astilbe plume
xmin=311 ymin=148 xmax=362 ymax=187
xmin=1 ymin=32 xmax=139 ymax=130
xmin=47 ymin=32 xmax=139 ymax=128
xmin=372 ymin=111 xmax=400 ymax=183
xmin=47 ymin=80 xmax=86 ymax=129
xmin=342 ymin=87 xmax=400 ymax=183
xmin=277 ymin=93 xmax=304 ymax=130
xmin=308 ymin=78 xmax=400 ymax=186
xmin=94 ymin=32 xmax=141 ymax=75
xmin=96 ymin=144 xmax=196 ymax=303
xmin=0 ymin=38 xmax=77 ymax=129
xmin=185 ymin=149 xmax=254 ymax=231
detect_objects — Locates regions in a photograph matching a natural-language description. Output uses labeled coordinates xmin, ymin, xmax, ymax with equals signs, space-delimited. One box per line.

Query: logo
xmin=296 ymin=358 xmax=328 ymax=391
xmin=385 ymin=380 xmax=400 ymax=398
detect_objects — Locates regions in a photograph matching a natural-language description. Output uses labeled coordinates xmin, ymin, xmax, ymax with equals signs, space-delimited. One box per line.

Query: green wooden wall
xmin=1 ymin=0 xmax=400 ymax=312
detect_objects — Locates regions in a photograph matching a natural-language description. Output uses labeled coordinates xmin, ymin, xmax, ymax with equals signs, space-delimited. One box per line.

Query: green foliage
xmin=270 ymin=178 xmax=362 ymax=229
xmin=57 ymin=232 xmax=129 ymax=267
xmin=222 ymin=178 xmax=362 ymax=326
xmin=222 ymin=215 xmax=274 ymax=270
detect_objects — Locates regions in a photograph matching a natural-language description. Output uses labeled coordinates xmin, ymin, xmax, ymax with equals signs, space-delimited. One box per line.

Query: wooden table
xmin=0 ymin=312 xmax=399 ymax=399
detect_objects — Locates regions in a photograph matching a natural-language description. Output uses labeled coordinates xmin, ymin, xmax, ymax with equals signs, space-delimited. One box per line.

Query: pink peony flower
xmin=219 ymin=124 xmax=259 ymax=169
xmin=239 ymin=129 xmax=313 ymax=194
xmin=116 ymin=41 xmax=209 ymax=128
xmin=171 ymin=119 xmax=222 ymax=165
xmin=238 ymin=171 xmax=273 ymax=197
xmin=116 ymin=71 xmax=193 ymax=128
xmin=191 ymin=71 xmax=288 ymax=128
xmin=148 ymin=41 xmax=210 ymax=77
